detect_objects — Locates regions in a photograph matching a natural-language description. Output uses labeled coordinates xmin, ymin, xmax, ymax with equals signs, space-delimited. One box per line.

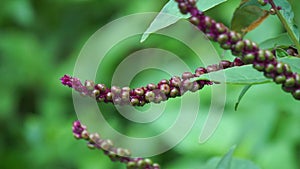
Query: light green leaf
xmin=140 ymin=0 xmax=227 ymax=42
xmin=279 ymin=57 xmax=300 ymax=73
xmin=216 ymin=146 xmax=236 ymax=169
xmin=194 ymin=65 xmax=272 ymax=85
xmin=235 ymin=85 xmax=252 ymax=111
xmin=259 ymin=33 xmax=293 ymax=49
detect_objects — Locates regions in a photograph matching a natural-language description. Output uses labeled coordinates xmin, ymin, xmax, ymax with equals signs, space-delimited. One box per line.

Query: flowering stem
xmin=268 ymin=0 xmax=300 ymax=56
xmin=72 ymin=120 xmax=160 ymax=169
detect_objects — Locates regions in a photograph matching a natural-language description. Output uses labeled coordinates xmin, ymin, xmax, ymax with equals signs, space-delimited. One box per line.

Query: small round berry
xmin=284 ymin=77 xmax=296 ymax=87
xmin=221 ymin=43 xmax=231 ymax=50
xmin=127 ymin=161 xmax=136 ymax=169
xmin=265 ymin=50 xmax=274 ymax=61
xmin=234 ymin=41 xmax=245 ymax=52
xmin=265 ymin=64 xmax=275 ymax=73
xmin=219 ymin=60 xmax=232 ymax=69
xmin=270 ymin=8 xmax=276 ymax=15
xmin=85 ymin=80 xmax=95 ymax=90
xmin=160 ymin=84 xmax=170 ymax=95
xmin=147 ymin=83 xmax=157 ymax=90
xmin=274 ymin=75 xmax=286 ymax=84
xmin=187 ymin=0 xmax=196 ymax=6
xmin=95 ymin=84 xmax=107 ymax=92
xmin=253 ymin=62 xmax=265 ymax=71
xmin=206 ymin=64 xmax=219 ymax=72
xmin=195 ymin=67 xmax=207 ymax=77
xmin=190 ymin=81 xmax=200 ymax=92
xmin=106 ymin=92 xmax=113 ymax=101
xmin=204 ymin=16 xmax=213 ymax=28
xmin=134 ymin=88 xmax=144 ymax=96
xmin=92 ymin=89 xmax=100 ymax=98
xmin=178 ymin=2 xmax=188 ymax=14
xmin=159 ymin=79 xmax=169 ymax=85
xmin=242 ymin=53 xmax=255 ymax=64
xmin=295 ymin=74 xmax=300 ymax=85
xmin=145 ymin=91 xmax=155 ymax=102
xmin=111 ymin=86 xmax=121 ymax=95
xmin=233 ymin=57 xmax=244 ymax=66
xmin=130 ymin=98 xmax=140 ymax=106
xmin=87 ymin=142 xmax=95 ymax=149
xmin=217 ymin=34 xmax=229 ymax=44
xmin=275 ymin=62 xmax=285 ymax=74
xmin=229 ymin=31 xmax=242 ymax=43
xmin=215 ymin=23 xmax=227 ymax=34
xmin=170 ymin=76 xmax=181 ymax=87
xmin=258 ymin=0 xmax=267 ymax=6
xmin=170 ymin=88 xmax=179 ymax=97
xmin=292 ymin=89 xmax=300 ymax=99
xmin=257 ymin=50 xmax=266 ymax=62
xmin=100 ymin=140 xmax=114 ymax=150
xmin=189 ymin=16 xmax=200 ymax=25
xmin=182 ymin=72 xmax=194 ymax=79
xmin=283 ymin=64 xmax=292 ymax=74
xmin=244 ymin=39 xmax=253 ymax=51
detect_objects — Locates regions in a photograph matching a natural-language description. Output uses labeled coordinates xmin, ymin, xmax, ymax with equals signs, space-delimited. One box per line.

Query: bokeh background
xmin=1 ymin=0 xmax=300 ymax=169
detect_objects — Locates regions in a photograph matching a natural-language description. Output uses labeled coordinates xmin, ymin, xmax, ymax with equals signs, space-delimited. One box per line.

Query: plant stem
xmin=268 ymin=0 xmax=300 ymax=56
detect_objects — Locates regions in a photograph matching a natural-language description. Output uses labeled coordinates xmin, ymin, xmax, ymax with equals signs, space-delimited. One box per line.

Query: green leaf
xmin=274 ymin=0 xmax=300 ymax=41
xmin=259 ymin=33 xmax=293 ymax=49
xmin=194 ymin=65 xmax=272 ymax=85
xmin=231 ymin=0 xmax=269 ymax=34
xmin=279 ymin=57 xmax=300 ymax=73
xmin=275 ymin=48 xmax=289 ymax=58
xmin=235 ymin=85 xmax=252 ymax=111
xmin=140 ymin=0 xmax=227 ymax=42
xmin=216 ymin=146 xmax=236 ymax=169
xmin=203 ymin=158 xmax=261 ymax=169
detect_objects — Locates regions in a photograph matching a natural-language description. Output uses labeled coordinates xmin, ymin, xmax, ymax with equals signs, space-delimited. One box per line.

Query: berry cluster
xmin=61 ymin=59 xmax=244 ymax=106
xmin=72 ymin=120 xmax=160 ymax=169
xmin=175 ymin=0 xmax=300 ymax=100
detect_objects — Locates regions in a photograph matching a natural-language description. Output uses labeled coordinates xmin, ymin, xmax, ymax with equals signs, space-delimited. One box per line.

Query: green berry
xmin=170 ymin=88 xmax=179 ymax=97
xmin=130 ymin=98 xmax=139 ymax=106
xmin=92 ymin=89 xmax=100 ymax=98
xmin=189 ymin=16 xmax=199 ymax=25
xmin=106 ymin=92 xmax=113 ymax=101
xmin=257 ymin=50 xmax=266 ymax=61
xmin=295 ymin=74 xmax=300 ymax=85
xmin=244 ymin=40 xmax=253 ymax=51
xmin=85 ymin=80 xmax=95 ymax=90
xmin=274 ymin=75 xmax=286 ymax=84
xmin=265 ymin=64 xmax=275 ymax=73
xmin=229 ymin=31 xmax=242 ymax=43
xmin=265 ymin=50 xmax=274 ymax=61
xmin=243 ymin=53 xmax=255 ymax=64
xmin=147 ymin=83 xmax=157 ymax=90
xmin=134 ymin=88 xmax=144 ymax=96
xmin=215 ymin=23 xmax=227 ymax=33
xmin=284 ymin=77 xmax=296 ymax=87
xmin=145 ymin=91 xmax=155 ymax=102
xmin=182 ymin=72 xmax=194 ymax=79
xmin=275 ymin=62 xmax=284 ymax=74
xmin=234 ymin=41 xmax=245 ymax=52
xmin=100 ymin=140 xmax=114 ymax=150
xmin=217 ymin=34 xmax=228 ymax=44
xmin=160 ymin=84 xmax=170 ymax=95
xmin=127 ymin=161 xmax=136 ymax=169
xmin=221 ymin=43 xmax=231 ymax=50
xmin=258 ymin=0 xmax=267 ymax=6
xmin=96 ymin=84 xmax=106 ymax=92
xmin=292 ymin=89 xmax=300 ymax=99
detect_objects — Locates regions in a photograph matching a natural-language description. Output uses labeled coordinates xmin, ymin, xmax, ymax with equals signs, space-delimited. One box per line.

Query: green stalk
xmin=269 ymin=0 xmax=300 ymax=56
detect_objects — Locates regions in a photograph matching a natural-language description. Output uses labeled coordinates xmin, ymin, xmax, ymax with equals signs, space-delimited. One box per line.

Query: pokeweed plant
xmin=61 ymin=0 xmax=300 ymax=168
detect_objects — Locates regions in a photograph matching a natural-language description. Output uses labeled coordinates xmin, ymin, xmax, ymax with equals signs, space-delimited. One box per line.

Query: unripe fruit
xmin=258 ymin=0 xmax=267 ymax=6
xmin=145 ymin=91 xmax=155 ymax=102
xmin=189 ymin=16 xmax=200 ymax=25
xmin=178 ymin=3 xmax=188 ymax=14
xmin=170 ymin=76 xmax=181 ymax=87
xmin=195 ymin=67 xmax=207 ymax=76
xmin=215 ymin=23 xmax=227 ymax=33
xmin=295 ymin=74 xmax=300 ymax=85
xmin=284 ymin=77 xmax=296 ymax=87
xmin=170 ymin=88 xmax=179 ymax=97
xmin=257 ymin=50 xmax=266 ymax=62
xmin=243 ymin=53 xmax=255 ymax=64
xmin=160 ymin=84 xmax=171 ymax=95
xmin=229 ymin=31 xmax=242 ymax=43
xmin=276 ymin=62 xmax=285 ymax=74
xmin=217 ymin=34 xmax=229 ymax=44
xmin=221 ymin=43 xmax=231 ymax=50
xmin=96 ymin=84 xmax=107 ymax=92
xmin=274 ymin=75 xmax=286 ymax=84
xmin=292 ymin=89 xmax=300 ymax=99
xmin=130 ymin=98 xmax=139 ymax=106
xmin=106 ymin=92 xmax=113 ymax=101
xmin=147 ymin=83 xmax=157 ymax=90
xmin=265 ymin=64 xmax=275 ymax=73
xmin=85 ymin=80 xmax=95 ymax=90
xmin=234 ymin=41 xmax=245 ymax=52
xmin=253 ymin=63 xmax=265 ymax=71
xmin=134 ymin=88 xmax=144 ymax=96
xmin=244 ymin=39 xmax=253 ymax=51
xmin=219 ymin=60 xmax=232 ymax=69
xmin=182 ymin=72 xmax=194 ymax=79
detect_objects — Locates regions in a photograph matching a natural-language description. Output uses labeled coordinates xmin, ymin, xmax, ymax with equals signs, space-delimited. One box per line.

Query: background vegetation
xmin=1 ymin=0 xmax=300 ymax=169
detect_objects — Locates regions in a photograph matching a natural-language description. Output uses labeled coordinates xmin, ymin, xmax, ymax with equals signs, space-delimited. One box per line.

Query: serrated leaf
xmin=216 ymin=146 xmax=236 ymax=169
xmin=231 ymin=0 xmax=269 ymax=34
xmin=194 ymin=65 xmax=272 ymax=85
xmin=259 ymin=33 xmax=293 ymax=49
xmin=140 ymin=0 xmax=227 ymax=42
xmin=235 ymin=85 xmax=252 ymax=111
xmin=279 ymin=57 xmax=300 ymax=73
xmin=274 ymin=0 xmax=300 ymax=41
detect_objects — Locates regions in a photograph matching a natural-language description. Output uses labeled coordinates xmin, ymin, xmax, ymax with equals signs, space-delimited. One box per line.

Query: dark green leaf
xmin=140 ymin=0 xmax=227 ymax=42
xmin=231 ymin=0 xmax=269 ymax=34
xmin=235 ymin=85 xmax=252 ymax=111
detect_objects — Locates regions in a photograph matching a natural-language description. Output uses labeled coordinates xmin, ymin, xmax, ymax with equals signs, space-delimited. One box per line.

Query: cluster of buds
xmin=61 ymin=58 xmax=244 ymax=106
xmin=175 ymin=0 xmax=300 ymax=100
xmin=72 ymin=120 xmax=160 ymax=169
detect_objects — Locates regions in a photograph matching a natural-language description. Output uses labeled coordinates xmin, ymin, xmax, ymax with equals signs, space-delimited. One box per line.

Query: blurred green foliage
xmin=0 ymin=0 xmax=299 ymax=169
